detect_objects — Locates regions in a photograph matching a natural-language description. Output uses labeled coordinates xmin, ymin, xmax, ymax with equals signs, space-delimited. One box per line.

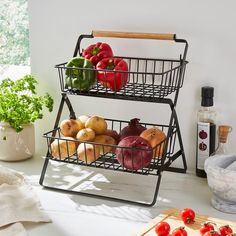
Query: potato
xmin=94 ymin=134 xmax=117 ymax=154
xmin=60 ymin=119 xmax=83 ymax=137
xmin=77 ymin=143 xmax=100 ymax=164
xmin=50 ymin=137 xmax=76 ymax=160
xmin=85 ymin=115 xmax=107 ymax=134
xmin=77 ymin=115 xmax=90 ymax=128
xmin=76 ymin=128 xmax=95 ymax=142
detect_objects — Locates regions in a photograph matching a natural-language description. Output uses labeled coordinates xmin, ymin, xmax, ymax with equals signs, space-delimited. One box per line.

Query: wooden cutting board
xmin=135 ymin=208 xmax=236 ymax=236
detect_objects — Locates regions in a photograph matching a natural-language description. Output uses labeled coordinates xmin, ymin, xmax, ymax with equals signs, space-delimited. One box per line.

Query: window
xmin=0 ymin=0 xmax=30 ymax=79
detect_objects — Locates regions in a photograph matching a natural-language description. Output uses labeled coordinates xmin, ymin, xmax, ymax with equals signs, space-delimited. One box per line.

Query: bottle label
xmin=197 ymin=122 xmax=210 ymax=170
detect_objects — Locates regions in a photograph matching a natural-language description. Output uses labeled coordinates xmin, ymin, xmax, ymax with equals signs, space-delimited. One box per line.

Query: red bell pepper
xmin=82 ymin=42 xmax=113 ymax=66
xmin=96 ymin=57 xmax=128 ymax=91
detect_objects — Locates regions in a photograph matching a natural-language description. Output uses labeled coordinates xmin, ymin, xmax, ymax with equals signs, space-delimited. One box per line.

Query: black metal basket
xmin=43 ymin=118 xmax=177 ymax=176
xmin=56 ymin=56 xmax=187 ymax=102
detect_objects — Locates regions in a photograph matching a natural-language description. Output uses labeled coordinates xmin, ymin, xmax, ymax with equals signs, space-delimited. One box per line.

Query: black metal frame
xmin=39 ymin=32 xmax=188 ymax=206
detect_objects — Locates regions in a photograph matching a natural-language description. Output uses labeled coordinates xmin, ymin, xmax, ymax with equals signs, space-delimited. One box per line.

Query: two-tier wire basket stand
xmin=39 ymin=30 xmax=188 ymax=206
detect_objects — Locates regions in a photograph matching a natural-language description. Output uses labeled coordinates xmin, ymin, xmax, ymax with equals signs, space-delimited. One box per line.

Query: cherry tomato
xmin=219 ymin=225 xmax=233 ymax=236
xmin=181 ymin=208 xmax=195 ymax=224
xmin=203 ymin=231 xmax=221 ymax=236
xmin=172 ymin=227 xmax=188 ymax=236
xmin=200 ymin=222 xmax=215 ymax=235
xmin=155 ymin=221 xmax=171 ymax=236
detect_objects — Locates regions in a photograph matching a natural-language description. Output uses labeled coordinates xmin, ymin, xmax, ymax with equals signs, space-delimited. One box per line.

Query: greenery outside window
xmin=0 ymin=0 xmax=30 ymax=79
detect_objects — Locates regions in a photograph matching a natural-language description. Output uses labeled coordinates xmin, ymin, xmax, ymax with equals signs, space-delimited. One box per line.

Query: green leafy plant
xmin=0 ymin=75 xmax=53 ymax=132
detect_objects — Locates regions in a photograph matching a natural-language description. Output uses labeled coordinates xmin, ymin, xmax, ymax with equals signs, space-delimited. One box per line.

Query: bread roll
xmin=140 ymin=128 xmax=166 ymax=158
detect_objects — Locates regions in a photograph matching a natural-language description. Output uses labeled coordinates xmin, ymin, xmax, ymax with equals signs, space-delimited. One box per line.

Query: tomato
xmin=155 ymin=221 xmax=171 ymax=236
xmin=203 ymin=231 xmax=221 ymax=236
xmin=219 ymin=225 xmax=233 ymax=236
xmin=200 ymin=222 xmax=215 ymax=235
xmin=172 ymin=227 xmax=188 ymax=236
xmin=181 ymin=208 xmax=195 ymax=224
xmin=226 ymin=234 xmax=236 ymax=236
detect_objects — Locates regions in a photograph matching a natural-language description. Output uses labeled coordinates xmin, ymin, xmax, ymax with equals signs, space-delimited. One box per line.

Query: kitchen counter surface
xmin=1 ymin=156 xmax=235 ymax=236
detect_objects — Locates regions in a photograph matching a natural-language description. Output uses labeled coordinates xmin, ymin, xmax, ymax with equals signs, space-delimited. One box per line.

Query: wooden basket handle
xmin=92 ymin=30 xmax=175 ymax=41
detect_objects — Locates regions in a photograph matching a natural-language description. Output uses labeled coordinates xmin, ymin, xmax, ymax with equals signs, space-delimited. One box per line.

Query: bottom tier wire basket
xmin=43 ymin=118 xmax=177 ymax=176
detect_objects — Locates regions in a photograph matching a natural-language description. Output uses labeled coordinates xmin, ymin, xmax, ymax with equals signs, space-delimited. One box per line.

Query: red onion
xmin=116 ymin=136 xmax=153 ymax=170
xmin=119 ymin=118 xmax=146 ymax=140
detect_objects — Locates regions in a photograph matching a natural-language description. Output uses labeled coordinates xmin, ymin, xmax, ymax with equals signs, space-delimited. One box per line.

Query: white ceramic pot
xmin=0 ymin=122 xmax=35 ymax=161
xmin=205 ymin=154 xmax=236 ymax=213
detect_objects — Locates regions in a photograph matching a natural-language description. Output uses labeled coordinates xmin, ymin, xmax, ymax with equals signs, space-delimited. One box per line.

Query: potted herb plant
xmin=0 ymin=75 xmax=53 ymax=161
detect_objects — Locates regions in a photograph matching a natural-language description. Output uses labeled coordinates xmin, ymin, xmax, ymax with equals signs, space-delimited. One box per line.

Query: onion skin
xmin=119 ymin=118 xmax=146 ymax=140
xmin=116 ymin=136 xmax=153 ymax=170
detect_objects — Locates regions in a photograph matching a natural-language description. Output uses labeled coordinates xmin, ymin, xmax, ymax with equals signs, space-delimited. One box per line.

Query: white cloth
xmin=0 ymin=166 xmax=51 ymax=236
xmin=0 ymin=166 xmax=24 ymax=185
xmin=0 ymin=223 xmax=27 ymax=236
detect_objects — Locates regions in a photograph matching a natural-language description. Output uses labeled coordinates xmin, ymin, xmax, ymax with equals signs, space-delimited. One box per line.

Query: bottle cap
xmin=201 ymin=86 xmax=214 ymax=107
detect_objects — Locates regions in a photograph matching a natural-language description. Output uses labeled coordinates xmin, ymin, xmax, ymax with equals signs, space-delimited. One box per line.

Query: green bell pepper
xmin=65 ymin=57 xmax=96 ymax=91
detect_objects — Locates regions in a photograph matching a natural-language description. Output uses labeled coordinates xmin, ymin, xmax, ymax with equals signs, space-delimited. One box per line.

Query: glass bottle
xmin=196 ymin=86 xmax=217 ymax=178
xmin=214 ymin=125 xmax=232 ymax=155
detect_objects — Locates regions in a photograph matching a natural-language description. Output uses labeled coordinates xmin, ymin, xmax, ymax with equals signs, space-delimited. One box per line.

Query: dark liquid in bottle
xmin=196 ymin=123 xmax=216 ymax=178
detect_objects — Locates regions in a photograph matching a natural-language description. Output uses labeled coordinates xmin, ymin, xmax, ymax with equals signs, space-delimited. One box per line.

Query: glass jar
xmin=214 ymin=125 xmax=232 ymax=155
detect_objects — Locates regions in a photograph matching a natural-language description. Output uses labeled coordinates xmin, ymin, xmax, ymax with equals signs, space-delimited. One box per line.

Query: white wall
xmin=28 ymin=0 xmax=236 ymax=171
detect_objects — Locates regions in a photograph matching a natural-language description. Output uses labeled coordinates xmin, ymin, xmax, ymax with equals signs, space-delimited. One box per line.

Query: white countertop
xmin=1 ymin=156 xmax=235 ymax=236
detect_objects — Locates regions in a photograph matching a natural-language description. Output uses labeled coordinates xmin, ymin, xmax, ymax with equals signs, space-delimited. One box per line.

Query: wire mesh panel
xmin=56 ymin=56 xmax=187 ymax=102
xmin=44 ymin=118 xmax=177 ymax=176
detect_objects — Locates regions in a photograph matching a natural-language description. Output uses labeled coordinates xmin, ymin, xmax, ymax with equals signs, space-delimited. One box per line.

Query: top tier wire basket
xmin=55 ymin=31 xmax=188 ymax=102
